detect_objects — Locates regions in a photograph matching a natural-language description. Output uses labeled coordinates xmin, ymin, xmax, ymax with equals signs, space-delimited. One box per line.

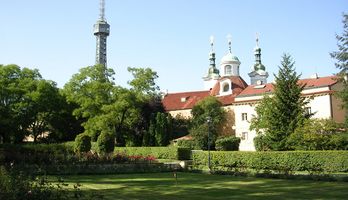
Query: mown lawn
xmin=59 ymin=172 xmax=348 ymax=200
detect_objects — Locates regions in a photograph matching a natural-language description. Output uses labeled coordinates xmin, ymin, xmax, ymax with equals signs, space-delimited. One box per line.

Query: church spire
xmin=248 ymin=33 xmax=268 ymax=85
xmin=209 ymin=35 xmax=216 ymax=68
xmin=254 ymin=33 xmax=262 ymax=67
xmin=203 ymin=35 xmax=220 ymax=90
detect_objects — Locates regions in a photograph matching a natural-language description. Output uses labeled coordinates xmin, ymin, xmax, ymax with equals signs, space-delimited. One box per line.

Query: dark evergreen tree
xmin=250 ymin=54 xmax=308 ymax=150
xmin=330 ymin=14 xmax=348 ymax=125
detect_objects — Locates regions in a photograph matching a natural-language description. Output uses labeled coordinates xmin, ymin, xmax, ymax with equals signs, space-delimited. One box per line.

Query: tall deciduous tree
xmin=63 ymin=64 xmax=115 ymax=140
xmin=190 ymin=96 xmax=225 ymax=150
xmin=127 ymin=67 xmax=160 ymax=98
xmin=330 ymin=14 xmax=348 ymax=124
xmin=0 ymin=64 xmax=64 ymax=143
xmin=250 ymin=54 xmax=308 ymax=150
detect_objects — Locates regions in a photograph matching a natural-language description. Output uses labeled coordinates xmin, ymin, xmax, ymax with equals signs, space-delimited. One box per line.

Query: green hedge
xmin=114 ymin=147 xmax=191 ymax=160
xmin=192 ymin=151 xmax=348 ymax=173
xmin=0 ymin=143 xmax=75 ymax=165
xmin=215 ymin=136 xmax=240 ymax=151
xmin=11 ymin=163 xmax=179 ymax=175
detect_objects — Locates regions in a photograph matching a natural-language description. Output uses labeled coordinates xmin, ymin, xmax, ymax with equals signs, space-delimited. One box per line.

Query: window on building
xmin=225 ymin=65 xmax=232 ymax=75
xmin=223 ymin=83 xmax=229 ymax=92
xmin=241 ymin=132 xmax=248 ymax=140
xmin=242 ymin=113 xmax=248 ymax=121
xmin=305 ymin=107 xmax=311 ymax=115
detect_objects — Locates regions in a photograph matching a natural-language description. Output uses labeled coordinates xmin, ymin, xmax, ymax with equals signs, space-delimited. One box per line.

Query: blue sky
xmin=0 ymin=0 xmax=347 ymax=92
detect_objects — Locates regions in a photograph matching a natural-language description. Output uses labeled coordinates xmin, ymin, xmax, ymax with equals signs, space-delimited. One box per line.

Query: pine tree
xmin=251 ymin=54 xmax=308 ymax=150
xmin=330 ymin=14 xmax=348 ymax=124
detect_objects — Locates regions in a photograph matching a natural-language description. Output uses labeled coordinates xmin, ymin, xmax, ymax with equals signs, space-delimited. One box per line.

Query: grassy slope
xmin=60 ymin=172 xmax=348 ymax=200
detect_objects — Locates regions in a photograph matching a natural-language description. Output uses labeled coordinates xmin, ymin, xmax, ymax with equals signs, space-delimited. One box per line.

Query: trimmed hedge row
xmin=11 ymin=163 xmax=179 ymax=175
xmin=0 ymin=143 xmax=74 ymax=165
xmin=192 ymin=151 xmax=348 ymax=173
xmin=114 ymin=147 xmax=191 ymax=160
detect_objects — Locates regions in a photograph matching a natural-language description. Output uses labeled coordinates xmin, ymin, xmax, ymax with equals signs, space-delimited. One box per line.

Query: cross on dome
xmin=227 ymin=34 xmax=232 ymax=53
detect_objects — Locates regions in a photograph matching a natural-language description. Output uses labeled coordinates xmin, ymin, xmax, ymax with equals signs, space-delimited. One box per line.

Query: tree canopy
xmin=190 ymin=96 xmax=225 ymax=150
xmin=0 ymin=64 xmax=75 ymax=143
xmin=250 ymin=54 xmax=308 ymax=150
xmin=331 ymin=14 xmax=348 ymax=124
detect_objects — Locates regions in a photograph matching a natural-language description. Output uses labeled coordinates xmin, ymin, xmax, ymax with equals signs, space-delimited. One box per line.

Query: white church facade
xmin=162 ymin=36 xmax=346 ymax=151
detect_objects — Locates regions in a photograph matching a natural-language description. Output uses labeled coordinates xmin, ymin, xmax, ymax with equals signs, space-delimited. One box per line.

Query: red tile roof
xmin=237 ymin=75 xmax=337 ymax=97
xmin=162 ymin=90 xmax=210 ymax=111
xmin=210 ymin=76 xmax=248 ymax=96
xmin=162 ymin=75 xmax=337 ymax=111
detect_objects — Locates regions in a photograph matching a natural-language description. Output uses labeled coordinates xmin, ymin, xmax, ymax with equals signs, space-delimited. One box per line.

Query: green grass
xmin=57 ymin=172 xmax=348 ymax=200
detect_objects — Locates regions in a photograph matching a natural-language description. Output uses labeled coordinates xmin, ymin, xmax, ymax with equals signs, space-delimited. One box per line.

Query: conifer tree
xmin=251 ymin=54 xmax=308 ymax=150
xmin=330 ymin=14 xmax=348 ymax=124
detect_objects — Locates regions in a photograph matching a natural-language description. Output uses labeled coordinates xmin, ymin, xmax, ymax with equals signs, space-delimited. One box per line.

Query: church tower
xmin=220 ymin=34 xmax=241 ymax=77
xmin=248 ymin=34 xmax=268 ymax=85
xmin=94 ymin=0 xmax=110 ymax=66
xmin=203 ymin=36 xmax=220 ymax=90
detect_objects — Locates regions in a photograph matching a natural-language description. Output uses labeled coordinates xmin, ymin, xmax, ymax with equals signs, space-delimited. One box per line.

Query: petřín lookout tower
xmin=94 ymin=0 xmax=110 ymax=66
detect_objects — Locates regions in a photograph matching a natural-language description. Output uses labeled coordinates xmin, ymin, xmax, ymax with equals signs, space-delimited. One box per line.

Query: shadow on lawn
xmin=62 ymin=172 xmax=348 ymax=200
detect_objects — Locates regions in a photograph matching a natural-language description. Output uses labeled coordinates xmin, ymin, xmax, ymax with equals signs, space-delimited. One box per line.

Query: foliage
xmin=215 ymin=136 xmax=240 ymax=151
xmin=0 ymin=144 xmax=163 ymax=168
xmin=253 ymin=135 xmax=272 ymax=151
xmin=170 ymin=114 xmax=191 ymax=139
xmin=0 ymin=64 xmax=66 ymax=143
xmin=330 ymin=14 xmax=348 ymax=125
xmin=127 ymin=67 xmax=160 ymax=98
xmin=63 ymin=65 xmax=164 ymax=147
xmin=97 ymin=132 xmax=115 ymax=154
xmin=192 ymin=150 xmax=348 ymax=174
xmin=115 ymin=147 xmax=191 ymax=160
xmin=190 ymin=96 xmax=225 ymax=150
xmin=190 ymin=124 xmax=213 ymax=150
xmin=0 ymin=166 xmax=83 ymax=200
xmin=250 ymin=54 xmax=308 ymax=150
xmin=63 ymin=64 xmax=115 ymax=141
xmin=0 ymin=143 xmax=74 ymax=165
xmin=287 ymin=119 xmax=348 ymax=150
xmin=176 ymin=140 xmax=196 ymax=149
xmin=74 ymin=134 xmax=91 ymax=153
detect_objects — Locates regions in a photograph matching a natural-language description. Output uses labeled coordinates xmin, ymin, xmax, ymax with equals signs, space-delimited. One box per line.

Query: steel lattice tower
xmin=94 ymin=0 xmax=110 ymax=66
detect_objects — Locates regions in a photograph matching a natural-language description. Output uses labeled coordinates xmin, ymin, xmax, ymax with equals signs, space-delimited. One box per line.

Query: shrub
xmin=74 ymin=134 xmax=91 ymax=153
xmin=0 ymin=166 xmax=83 ymax=200
xmin=287 ymin=119 xmax=348 ymax=150
xmin=0 ymin=143 xmax=75 ymax=165
xmin=176 ymin=139 xmax=196 ymax=149
xmin=215 ymin=136 xmax=240 ymax=151
xmin=97 ymin=132 xmax=115 ymax=154
xmin=253 ymin=135 xmax=271 ymax=151
xmin=192 ymin=151 xmax=348 ymax=174
xmin=114 ymin=147 xmax=191 ymax=160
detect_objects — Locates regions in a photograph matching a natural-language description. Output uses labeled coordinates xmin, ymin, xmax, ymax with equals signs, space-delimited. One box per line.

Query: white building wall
xmin=168 ymin=109 xmax=192 ymax=118
xmin=204 ymin=79 xmax=219 ymax=90
xmin=234 ymin=90 xmax=334 ymax=151
xmin=307 ymin=94 xmax=332 ymax=119
xmin=302 ymin=86 xmax=329 ymax=94
xmin=234 ymin=103 xmax=257 ymax=151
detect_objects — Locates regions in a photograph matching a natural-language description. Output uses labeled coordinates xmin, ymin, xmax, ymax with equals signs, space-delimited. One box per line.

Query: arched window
xmin=223 ymin=83 xmax=229 ymax=92
xmin=225 ymin=65 xmax=232 ymax=75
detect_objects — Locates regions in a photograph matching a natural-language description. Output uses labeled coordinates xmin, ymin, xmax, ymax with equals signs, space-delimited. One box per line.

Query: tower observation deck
xmin=94 ymin=0 xmax=110 ymax=66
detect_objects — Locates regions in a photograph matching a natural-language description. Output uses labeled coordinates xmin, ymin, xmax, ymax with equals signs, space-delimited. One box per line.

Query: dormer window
xmin=223 ymin=83 xmax=229 ymax=92
xmin=180 ymin=97 xmax=188 ymax=102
